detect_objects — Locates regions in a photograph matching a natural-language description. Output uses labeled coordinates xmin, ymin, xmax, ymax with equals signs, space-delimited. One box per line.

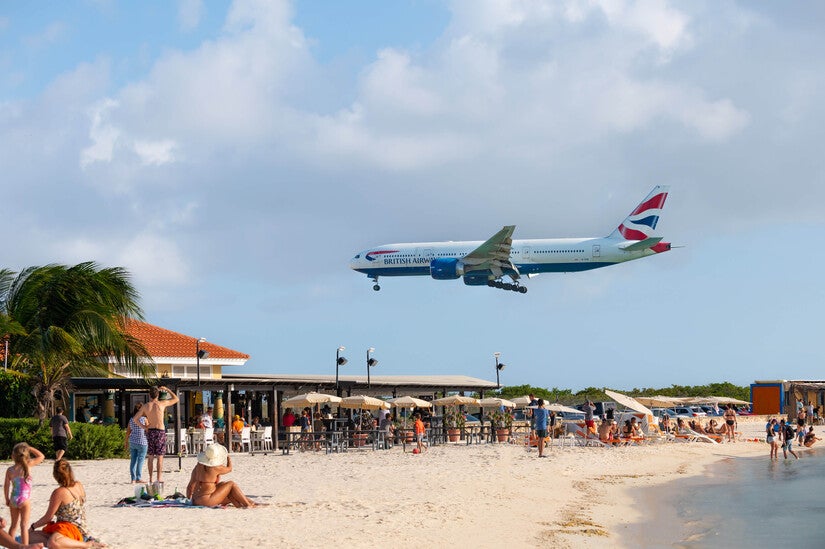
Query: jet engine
xmin=430 ymin=258 xmax=465 ymax=280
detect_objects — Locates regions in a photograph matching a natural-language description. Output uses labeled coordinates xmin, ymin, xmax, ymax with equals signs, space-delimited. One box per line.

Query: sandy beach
xmin=6 ymin=417 xmax=788 ymax=549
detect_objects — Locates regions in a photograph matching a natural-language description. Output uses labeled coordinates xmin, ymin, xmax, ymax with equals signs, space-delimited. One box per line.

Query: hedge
xmin=0 ymin=419 xmax=127 ymax=460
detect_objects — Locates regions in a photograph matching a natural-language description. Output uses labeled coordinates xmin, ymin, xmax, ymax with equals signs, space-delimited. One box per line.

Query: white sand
xmin=10 ymin=417 xmax=792 ymax=549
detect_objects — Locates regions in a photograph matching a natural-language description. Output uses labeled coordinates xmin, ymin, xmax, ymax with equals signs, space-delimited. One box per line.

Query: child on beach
xmin=3 ymin=443 xmax=46 ymax=545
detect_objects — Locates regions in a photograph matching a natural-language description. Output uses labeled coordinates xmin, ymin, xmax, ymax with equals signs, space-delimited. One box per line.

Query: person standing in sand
xmin=50 ymin=407 xmax=73 ymax=461
xmin=533 ymin=399 xmax=549 ymax=457
xmin=723 ymin=405 xmax=737 ymax=443
xmin=413 ymin=413 xmax=427 ymax=453
xmin=133 ymin=385 xmax=179 ymax=484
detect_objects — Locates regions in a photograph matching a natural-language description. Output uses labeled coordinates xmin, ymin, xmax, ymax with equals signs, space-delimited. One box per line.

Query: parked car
xmin=670 ymin=406 xmax=705 ymax=418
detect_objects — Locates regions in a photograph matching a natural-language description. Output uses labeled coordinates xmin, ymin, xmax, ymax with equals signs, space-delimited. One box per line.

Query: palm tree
xmin=1 ymin=262 xmax=154 ymax=420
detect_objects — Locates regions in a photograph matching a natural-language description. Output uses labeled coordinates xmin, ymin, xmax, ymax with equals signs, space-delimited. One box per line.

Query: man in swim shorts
xmin=49 ymin=407 xmax=72 ymax=460
xmin=133 ymin=385 xmax=179 ymax=483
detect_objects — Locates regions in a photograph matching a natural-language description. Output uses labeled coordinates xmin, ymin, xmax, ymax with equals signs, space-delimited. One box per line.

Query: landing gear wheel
xmin=373 ymin=284 xmax=381 ymax=291
xmin=518 ymin=286 xmax=527 ymax=294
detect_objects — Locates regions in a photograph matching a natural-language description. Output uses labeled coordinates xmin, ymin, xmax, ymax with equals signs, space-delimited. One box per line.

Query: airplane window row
xmin=535 ymin=250 xmax=584 ymax=254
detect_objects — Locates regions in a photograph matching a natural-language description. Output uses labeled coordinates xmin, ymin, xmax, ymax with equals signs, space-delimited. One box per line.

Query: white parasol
xmin=478 ymin=397 xmax=516 ymax=408
xmin=339 ymin=395 xmax=391 ymax=410
xmin=281 ymin=392 xmax=342 ymax=408
xmin=604 ymin=389 xmax=654 ymax=416
xmin=388 ymin=396 xmax=432 ymax=409
xmin=432 ymin=395 xmax=480 ymax=407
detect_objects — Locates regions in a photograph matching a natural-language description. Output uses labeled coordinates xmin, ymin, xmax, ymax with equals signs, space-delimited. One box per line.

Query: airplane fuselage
xmin=350 ymin=185 xmax=672 ymax=292
xmin=350 ymin=236 xmax=663 ymax=279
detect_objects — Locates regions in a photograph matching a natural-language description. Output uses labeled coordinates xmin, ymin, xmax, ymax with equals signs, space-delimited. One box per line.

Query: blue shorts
xmin=783 ymin=440 xmax=793 ymax=451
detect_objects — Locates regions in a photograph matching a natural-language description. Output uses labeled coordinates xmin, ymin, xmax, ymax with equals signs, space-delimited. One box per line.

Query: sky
xmin=2 ymin=0 xmax=824 ymax=392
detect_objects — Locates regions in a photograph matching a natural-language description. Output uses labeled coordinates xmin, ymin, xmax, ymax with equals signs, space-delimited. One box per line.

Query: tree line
xmin=497 ymin=382 xmax=750 ymax=405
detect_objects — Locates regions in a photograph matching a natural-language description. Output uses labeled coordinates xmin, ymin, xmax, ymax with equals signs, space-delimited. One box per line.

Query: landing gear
xmin=371 ymin=276 xmax=380 ymax=291
xmin=487 ymin=279 xmax=527 ymax=294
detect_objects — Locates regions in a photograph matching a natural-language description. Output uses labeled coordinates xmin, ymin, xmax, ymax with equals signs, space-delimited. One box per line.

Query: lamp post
xmin=196 ymin=337 xmax=209 ymax=388
xmin=366 ymin=347 xmax=378 ymax=388
xmin=494 ymin=352 xmax=505 ymax=389
xmin=336 ymin=346 xmax=347 ymax=390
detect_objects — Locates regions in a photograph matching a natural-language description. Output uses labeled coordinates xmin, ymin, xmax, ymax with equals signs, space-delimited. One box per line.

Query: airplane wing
xmin=462 ymin=225 xmax=520 ymax=280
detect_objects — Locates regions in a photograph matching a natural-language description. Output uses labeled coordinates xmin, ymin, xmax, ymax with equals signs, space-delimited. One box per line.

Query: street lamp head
xmin=368 ymin=347 xmax=375 ymax=353
xmin=338 ymin=346 xmax=346 ymax=351
xmin=198 ymin=337 xmax=207 ymax=343
xmin=493 ymin=352 xmax=501 ymax=358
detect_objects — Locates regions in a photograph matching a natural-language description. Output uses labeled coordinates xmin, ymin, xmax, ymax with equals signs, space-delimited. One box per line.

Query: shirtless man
xmin=133 ymin=385 xmax=179 ymax=483
xmin=186 ymin=444 xmax=256 ymax=508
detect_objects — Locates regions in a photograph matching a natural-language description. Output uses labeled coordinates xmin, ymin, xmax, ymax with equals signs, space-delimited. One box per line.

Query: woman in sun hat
xmin=185 ymin=444 xmax=257 ymax=508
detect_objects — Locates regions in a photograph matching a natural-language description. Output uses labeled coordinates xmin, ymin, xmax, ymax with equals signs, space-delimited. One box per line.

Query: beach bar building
xmin=750 ymin=379 xmax=825 ymax=418
xmin=67 ymin=320 xmax=499 ymax=452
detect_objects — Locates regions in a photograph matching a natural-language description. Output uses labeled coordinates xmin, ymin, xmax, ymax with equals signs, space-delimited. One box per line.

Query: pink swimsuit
xmin=10 ymin=474 xmax=32 ymax=507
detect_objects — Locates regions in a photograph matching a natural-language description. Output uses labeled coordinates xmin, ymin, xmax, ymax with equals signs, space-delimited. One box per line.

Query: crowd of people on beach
xmin=765 ymin=416 xmax=820 ymax=460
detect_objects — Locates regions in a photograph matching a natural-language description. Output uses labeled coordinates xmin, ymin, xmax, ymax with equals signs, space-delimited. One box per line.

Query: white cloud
xmin=80 ymin=99 xmax=120 ymax=168
xmin=178 ymin=0 xmax=203 ymax=31
xmin=116 ymin=233 xmax=191 ymax=288
xmin=133 ymin=139 xmax=177 ymax=166
xmin=23 ymin=21 xmax=68 ymax=50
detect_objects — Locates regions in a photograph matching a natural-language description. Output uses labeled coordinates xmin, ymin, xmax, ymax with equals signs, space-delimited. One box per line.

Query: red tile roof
xmin=125 ymin=319 xmax=249 ymax=361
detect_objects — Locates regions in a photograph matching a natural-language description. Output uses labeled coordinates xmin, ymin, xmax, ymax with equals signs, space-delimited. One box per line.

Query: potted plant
xmin=444 ymin=407 xmax=466 ymax=442
xmin=488 ymin=409 xmax=514 ymax=442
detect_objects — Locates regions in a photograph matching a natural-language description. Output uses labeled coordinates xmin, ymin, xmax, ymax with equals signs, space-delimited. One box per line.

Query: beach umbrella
xmin=604 ymin=389 xmax=654 ymax=417
xmin=635 ymin=395 xmax=689 ymax=407
xmin=388 ymin=396 xmax=432 ymax=409
xmin=697 ymin=396 xmax=751 ymax=406
xmin=540 ymin=403 xmax=582 ymax=415
xmin=478 ymin=397 xmax=516 ymax=408
xmin=432 ymin=395 xmax=480 ymax=407
xmin=281 ymin=392 xmax=342 ymax=408
xmin=339 ymin=395 xmax=391 ymax=410
xmin=510 ymin=396 xmax=532 ymax=407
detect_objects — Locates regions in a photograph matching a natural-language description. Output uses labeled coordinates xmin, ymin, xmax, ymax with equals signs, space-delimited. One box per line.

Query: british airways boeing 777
xmin=350 ymin=186 xmax=673 ymax=294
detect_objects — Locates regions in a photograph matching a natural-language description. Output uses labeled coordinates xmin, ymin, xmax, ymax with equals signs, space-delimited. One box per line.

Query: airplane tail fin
xmin=608 ymin=185 xmax=670 ymax=252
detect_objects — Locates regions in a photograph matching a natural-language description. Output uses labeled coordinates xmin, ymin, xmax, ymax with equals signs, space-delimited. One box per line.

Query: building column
xmin=103 ymin=390 xmax=115 ymax=424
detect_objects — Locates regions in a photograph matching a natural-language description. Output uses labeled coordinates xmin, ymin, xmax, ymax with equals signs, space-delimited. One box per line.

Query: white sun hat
xmin=197 ymin=444 xmax=227 ymax=467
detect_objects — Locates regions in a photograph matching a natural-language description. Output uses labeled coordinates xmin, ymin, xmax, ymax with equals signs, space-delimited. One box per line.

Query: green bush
xmin=0 ymin=372 xmax=37 ymax=418
xmin=0 ymin=418 xmax=127 ymax=460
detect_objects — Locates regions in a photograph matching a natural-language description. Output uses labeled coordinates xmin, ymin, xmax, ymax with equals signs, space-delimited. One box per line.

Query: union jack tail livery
xmin=609 ymin=185 xmax=671 ymax=253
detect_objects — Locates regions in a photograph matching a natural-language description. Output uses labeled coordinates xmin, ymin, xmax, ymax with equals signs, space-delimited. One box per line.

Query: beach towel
xmin=114 ymin=496 xmax=226 ymax=509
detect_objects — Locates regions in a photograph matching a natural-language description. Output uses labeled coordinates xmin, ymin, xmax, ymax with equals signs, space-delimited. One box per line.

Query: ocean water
xmin=626 ymin=447 xmax=825 ymax=547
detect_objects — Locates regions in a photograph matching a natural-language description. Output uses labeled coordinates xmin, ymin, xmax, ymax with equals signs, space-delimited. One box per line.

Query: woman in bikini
xmin=723 ymin=405 xmax=737 ymax=442
xmin=29 ymin=459 xmax=104 ymax=549
xmin=186 ymin=444 xmax=257 ymax=508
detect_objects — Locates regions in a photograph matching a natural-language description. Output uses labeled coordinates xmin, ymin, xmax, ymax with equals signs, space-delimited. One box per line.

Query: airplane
xmin=349 ymin=185 xmax=673 ymax=294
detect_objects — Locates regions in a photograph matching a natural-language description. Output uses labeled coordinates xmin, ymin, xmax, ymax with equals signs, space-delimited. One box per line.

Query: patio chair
xmin=203 ymin=427 xmax=215 ymax=448
xmin=179 ymin=428 xmax=189 ymax=454
xmin=260 ymin=426 xmax=273 ymax=452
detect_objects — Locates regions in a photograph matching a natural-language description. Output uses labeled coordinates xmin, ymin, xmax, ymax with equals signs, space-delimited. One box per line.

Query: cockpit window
xmin=354 ymin=254 xmax=360 ymax=259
